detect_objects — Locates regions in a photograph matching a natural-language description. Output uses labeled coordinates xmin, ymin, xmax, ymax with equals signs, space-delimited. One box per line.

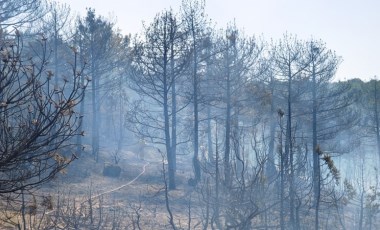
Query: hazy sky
xmin=58 ymin=0 xmax=380 ymax=81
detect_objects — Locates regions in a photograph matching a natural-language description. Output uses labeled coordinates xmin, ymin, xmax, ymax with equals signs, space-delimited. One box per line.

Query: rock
xmin=103 ymin=164 xmax=121 ymax=178
xmin=188 ymin=178 xmax=197 ymax=187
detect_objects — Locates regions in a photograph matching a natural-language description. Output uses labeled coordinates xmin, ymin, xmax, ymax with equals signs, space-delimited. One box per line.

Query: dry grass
xmin=0 ymin=146 xmax=199 ymax=229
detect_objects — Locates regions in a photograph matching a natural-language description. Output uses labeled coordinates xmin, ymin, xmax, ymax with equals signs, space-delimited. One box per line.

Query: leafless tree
xmin=75 ymin=9 xmax=123 ymax=162
xmin=272 ymin=34 xmax=311 ymax=230
xmin=127 ymin=9 xmax=188 ymax=189
xmin=181 ymin=0 xmax=212 ymax=184
xmin=213 ymin=25 xmax=263 ymax=186
xmin=0 ymin=31 xmax=87 ymax=195
xmin=0 ymin=0 xmax=46 ymax=30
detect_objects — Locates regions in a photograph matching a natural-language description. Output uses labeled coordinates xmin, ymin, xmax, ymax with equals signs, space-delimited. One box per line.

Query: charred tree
xmin=0 ymin=30 xmax=87 ymax=195
xmin=128 ymin=10 xmax=188 ymax=189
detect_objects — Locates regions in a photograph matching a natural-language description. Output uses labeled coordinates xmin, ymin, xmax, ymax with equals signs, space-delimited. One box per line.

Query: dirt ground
xmin=0 ymin=145 xmax=201 ymax=229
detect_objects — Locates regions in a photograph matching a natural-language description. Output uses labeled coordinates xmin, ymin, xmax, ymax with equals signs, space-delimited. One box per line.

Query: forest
xmin=0 ymin=0 xmax=379 ymax=229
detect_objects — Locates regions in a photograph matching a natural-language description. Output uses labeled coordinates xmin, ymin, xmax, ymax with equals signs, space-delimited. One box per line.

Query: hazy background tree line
xmin=1 ymin=0 xmax=380 ymax=229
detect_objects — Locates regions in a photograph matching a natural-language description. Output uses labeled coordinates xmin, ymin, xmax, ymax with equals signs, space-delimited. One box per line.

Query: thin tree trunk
xmin=191 ymin=18 xmax=201 ymax=183
xmin=224 ymin=46 xmax=231 ymax=186
xmin=312 ymin=60 xmax=321 ymax=230
xmin=170 ymin=28 xmax=177 ymax=172
xmin=206 ymin=63 xmax=213 ymax=163
xmin=164 ymin=91 xmax=175 ymax=189
xmin=91 ymin=39 xmax=100 ymax=162
xmin=77 ymin=75 xmax=85 ymax=154
xmin=285 ymin=70 xmax=296 ymax=229
xmin=76 ymin=37 xmax=85 ymax=155
xmin=279 ymin=115 xmax=285 ymax=230
xmin=374 ymin=80 xmax=380 ymax=168
xmin=358 ymin=161 xmax=365 ymax=230
xmin=163 ymin=158 xmax=176 ymax=230
xmin=162 ymin=38 xmax=175 ymax=189
xmin=267 ymin=81 xmax=276 ymax=178
xmin=21 ymin=189 xmax=26 ymax=230
xmin=207 ymin=106 xmax=213 ymax=162
xmin=118 ymin=76 xmax=124 ymax=152
xmin=214 ymin=122 xmax=222 ymax=230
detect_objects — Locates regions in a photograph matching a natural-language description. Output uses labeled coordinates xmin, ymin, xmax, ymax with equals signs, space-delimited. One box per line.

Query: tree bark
xmin=312 ymin=59 xmax=321 ymax=230
xmin=374 ymin=80 xmax=380 ymax=168
xmin=266 ymin=80 xmax=277 ymax=178
xmin=224 ymin=45 xmax=231 ymax=186
xmin=190 ymin=18 xmax=201 ymax=183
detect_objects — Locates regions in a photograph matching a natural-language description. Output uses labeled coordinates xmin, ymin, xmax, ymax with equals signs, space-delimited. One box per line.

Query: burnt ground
xmin=0 ymin=145 xmax=203 ymax=229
